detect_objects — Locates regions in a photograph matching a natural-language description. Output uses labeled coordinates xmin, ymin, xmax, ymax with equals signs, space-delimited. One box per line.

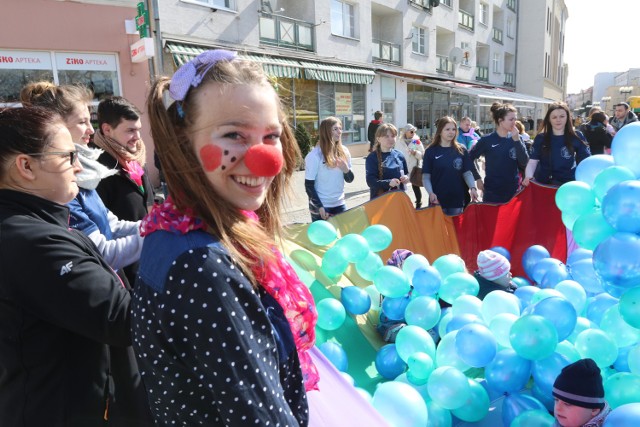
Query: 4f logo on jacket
xmin=59 ymin=261 xmax=73 ymax=276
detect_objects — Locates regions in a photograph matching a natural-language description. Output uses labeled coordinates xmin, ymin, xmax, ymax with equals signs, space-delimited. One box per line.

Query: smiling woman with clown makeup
xmin=134 ymin=50 xmax=317 ymax=426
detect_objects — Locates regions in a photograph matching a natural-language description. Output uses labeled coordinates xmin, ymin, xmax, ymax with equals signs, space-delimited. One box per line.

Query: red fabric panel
xmin=452 ymin=183 xmax=567 ymax=277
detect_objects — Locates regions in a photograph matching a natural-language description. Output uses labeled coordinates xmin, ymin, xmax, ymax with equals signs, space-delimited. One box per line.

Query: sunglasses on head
xmin=27 ymin=150 xmax=79 ymax=166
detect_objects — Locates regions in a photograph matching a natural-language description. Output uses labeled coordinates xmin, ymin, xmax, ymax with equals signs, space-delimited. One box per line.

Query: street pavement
xmin=282 ymin=156 xmax=420 ymax=225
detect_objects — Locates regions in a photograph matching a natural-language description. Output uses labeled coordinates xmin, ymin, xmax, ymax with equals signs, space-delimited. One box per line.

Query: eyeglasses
xmin=27 ymin=150 xmax=79 ymax=166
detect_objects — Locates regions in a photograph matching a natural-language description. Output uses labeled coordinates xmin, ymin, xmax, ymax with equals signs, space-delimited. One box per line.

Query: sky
xmin=563 ymin=0 xmax=640 ymax=94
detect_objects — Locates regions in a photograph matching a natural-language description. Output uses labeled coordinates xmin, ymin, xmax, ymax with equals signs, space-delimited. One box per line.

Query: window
xmin=507 ymin=18 xmax=514 ymax=38
xmin=412 ymin=26 xmax=426 ymax=55
xmin=492 ymin=52 xmax=501 ymax=73
xmin=331 ymin=0 xmax=355 ymax=38
xmin=181 ymin=0 xmax=232 ymax=9
xmin=479 ymin=3 xmax=488 ymax=25
xmin=507 ymin=0 xmax=516 ymax=11
xmin=409 ymin=0 xmax=429 ymax=9
xmin=461 ymin=42 xmax=471 ymax=65
xmin=441 ymin=0 xmax=452 ymax=6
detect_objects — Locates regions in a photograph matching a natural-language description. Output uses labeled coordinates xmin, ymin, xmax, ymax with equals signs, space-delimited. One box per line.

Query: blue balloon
xmin=490 ymin=246 xmax=511 ymax=261
xmin=602 ymin=181 xmax=640 ymax=233
xmin=569 ymin=258 xmax=605 ymax=295
xmin=567 ymin=248 xmax=593 ymax=265
xmin=455 ymin=323 xmax=497 ymax=368
xmin=615 ymin=345 xmax=633 ymax=373
xmin=341 ymin=286 xmax=372 ymax=315
xmin=515 ymin=285 xmax=541 ymax=310
xmin=540 ymin=262 xmax=571 ymax=289
xmin=593 ymin=232 xmax=640 ymax=297
xmin=532 ymin=381 xmax=556 ymax=411
xmin=586 ymin=293 xmax=619 ymax=326
xmin=522 ymin=245 xmax=551 ymax=281
xmin=446 ymin=313 xmax=484 ymax=334
xmin=575 ymin=154 xmax=616 ymax=187
xmin=603 ymin=403 xmax=640 ymax=427
xmin=612 ymin=121 xmax=640 ymax=177
xmin=319 ymin=341 xmax=349 ymax=372
xmin=530 ymin=258 xmax=565 ymax=285
xmin=532 ymin=352 xmax=571 ymax=396
xmin=523 ymin=296 xmax=577 ymax=341
xmin=502 ymin=393 xmax=547 ymax=427
xmin=375 ymin=344 xmax=407 ymax=379
xmin=382 ymin=295 xmax=411 ymax=321
xmin=485 ymin=349 xmax=532 ymax=394
xmin=412 ymin=265 xmax=442 ymax=296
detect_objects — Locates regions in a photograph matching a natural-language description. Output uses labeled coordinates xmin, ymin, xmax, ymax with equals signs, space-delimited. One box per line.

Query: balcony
xmin=504 ymin=72 xmax=514 ymax=86
xmin=492 ymin=28 xmax=503 ymax=44
xmin=437 ymin=55 xmax=453 ymax=75
xmin=372 ymin=38 xmax=401 ymax=66
xmin=507 ymin=0 xmax=516 ymax=12
xmin=458 ymin=9 xmax=474 ymax=31
xmin=259 ymin=13 xmax=314 ymax=51
xmin=476 ymin=66 xmax=489 ymax=82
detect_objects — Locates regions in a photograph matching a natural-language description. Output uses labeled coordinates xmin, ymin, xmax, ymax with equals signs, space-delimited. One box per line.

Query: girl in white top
xmin=304 ymin=117 xmax=354 ymax=221
xmin=395 ymin=123 xmax=425 ymax=208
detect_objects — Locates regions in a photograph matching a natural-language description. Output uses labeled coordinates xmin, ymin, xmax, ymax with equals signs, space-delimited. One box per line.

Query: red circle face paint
xmin=199 ymin=144 xmax=223 ymax=171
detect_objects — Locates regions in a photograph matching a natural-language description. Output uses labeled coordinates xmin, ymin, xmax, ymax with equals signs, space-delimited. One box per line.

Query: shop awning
xmin=299 ymin=61 xmax=375 ymax=85
xmin=449 ymin=84 xmax=554 ymax=104
xmin=165 ymin=42 xmax=301 ymax=79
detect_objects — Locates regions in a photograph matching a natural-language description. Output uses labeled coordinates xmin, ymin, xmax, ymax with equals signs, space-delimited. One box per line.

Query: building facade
xmin=149 ymin=0 xmax=556 ymax=154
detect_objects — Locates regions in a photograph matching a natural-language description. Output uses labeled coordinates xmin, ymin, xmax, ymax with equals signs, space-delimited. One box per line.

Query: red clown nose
xmin=244 ymin=144 xmax=284 ymax=177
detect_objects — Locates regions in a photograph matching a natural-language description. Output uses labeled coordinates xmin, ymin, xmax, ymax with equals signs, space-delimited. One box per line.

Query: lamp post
xmin=620 ymin=86 xmax=633 ymax=104
xmin=601 ymin=96 xmax=611 ymax=115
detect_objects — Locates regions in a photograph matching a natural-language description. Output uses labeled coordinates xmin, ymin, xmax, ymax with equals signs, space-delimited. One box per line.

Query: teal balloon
xmin=394 ymin=372 xmax=430 ymax=403
xmin=554 ymin=280 xmax=587 ymax=314
xmin=629 ymin=345 xmax=640 ymax=374
xmin=361 ymin=224 xmax=393 ymax=252
xmin=371 ymin=381 xmax=428 ymax=427
xmin=451 ymin=294 xmax=483 ymax=318
xmin=510 ymin=409 xmax=555 ymax=427
xmin=439 ymin=272 xmax=479 ymax=304
xmin=513 ymin=276 xmax=533 ymax=287
xmin=604 ymin=372 xmax=640 ymax=409
xmin=395 ymin=325 xmax=436 ymax=362
xmin=426 ymin=400 xmax=452 ymax=427
xmin=575 ymin=154 xmax=616 ymax=187
xmin=612 ymin=121 xmax=640 ymax=177
xmin=593 ymin=165 xmax=636 ymax=202
xmin=318 ymin=341 xmax=348 ymax=372
xmin=523 ymin=296 xmax=577 ymax=342
xmin=455 ymin=323 xmax=497 ymax=368
xmin=450 ymin=379 xmax=490 ymax=422
xmin=437 ymin=310 xmax=453 ymax=340
xmin=529 ymin=288 xmax=564 ymax=306
xmin=373 ymin=265 xmax=411 ymax=298
xmin=405 ymin=296 xmax=441 ymax=330
xmin=603 ymin=403 xmax=640 ymax=427
xmin=556 ymin=340 xmax=581 ymax=362
xmin=567 ymin=317 xmax=594 ymax=343
xmin=600 ymin=304 xmax=640 ymax=347
xmin=335 ymin=233 xmax=370 ymax=263
xmin=502 ymin=393 xmax=547 ymax=427
xmin=402 ymin=254 xmax=430 ymax=278
xmin=355 ymin=251 xmax=384 ymax=281
xmin=510 ymin=315 xmax=558 ymax=360
xmin=573 ymin=210 xmax=617 ymax=250
xmin=426 ymin=366 xmax=471 ymax=410
xmin=593 ymin=232 xmax=640 ymax=297
xmin=315 ymin=298 xmax=346 ymax=331
xmin=412 ymin=266 xmax=442 ymax=296
xmin=435 ymin=331 xmax=471 ymax=372
xmin=307 ymin=220 xmax=337 ymax=246
xmin=485 ymin=348 xmax=532 ymax=394
xmin=574 ymin=329 xmax=618 ymax=367
xmin=555 ymin=181 xmax=597 ymax=216
xmin=321 ymin=245 xmax=349 ymax=278
xmin=364 ymin=285 xmax=382 ymax=312
xmin=562 ymin=211 xmax=581 ymax=230
xmin=481 ymin=290 xmax=521 ymax=323
xmin=602 ymin=181 xmax=640 ymax=233
xmin=406 ymin=352 xmax=434 ymax=384
xmin=432 ymin=254 xmax=466 ymax=279
xmin=340 ymin=286 xmax=371 ymax=315
xmin=586 ymin=293 xmax=619 ymax=326
xmin=620 ymin=287 xmax=640 ymax=329
xmin=489 ymin=313 xmax=519 ymax=348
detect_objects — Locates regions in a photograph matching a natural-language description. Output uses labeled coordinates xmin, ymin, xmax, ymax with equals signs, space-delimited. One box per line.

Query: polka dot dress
xmin=132 ymin=233 xmax=309 ymax=426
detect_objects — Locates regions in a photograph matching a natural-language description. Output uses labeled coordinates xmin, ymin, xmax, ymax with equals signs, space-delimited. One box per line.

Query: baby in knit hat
xmin=552 ymin=358 xmax=610 ymax=427
xmin=474 ymin=249 xmax=517 ymax=299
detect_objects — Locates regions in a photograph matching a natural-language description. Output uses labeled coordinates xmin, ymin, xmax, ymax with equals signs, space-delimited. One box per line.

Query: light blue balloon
xmin=485 ymin=349 xmax=532 ymax=394
xmin=451 ymin=294 xmax=483 ymax=318
xmin=529 ymin=288 xmax=565 ymax=305
xmin=426 ymin=366 xmax=471 ymax=410
xmin=340 ymin=286 xmax=371 ymax=315
xmin=481 ymin=290 xmax=521 ymax=323
xmin=432 ymin=254 xmax=466 ymax=279
xmin=532 ymin=352 xmax=571 ymax=396
xmin=554 ymin=280 xmax=587 ymax=314
xmin=361 ymin=224 xmax=393 ymax=252
xmin=555 ymin=181 xmax=597 ymax=216
xmin=575 ymin=154 xmax=616 ymax=187
xmin=540 ymin=262 xmax=571 ymax=289
xmin=373 ymin=265 xmax=411 ymax=298
xmin=567 ymin=248 xmax=593 ymax=265
xmin=510 ymin=315 xmax=558 ymax=360
xmin=395 ymin=325 xmax=437 ymax=362
xmin=522 ymin=245 xmax=551 ymax=280
xmin=307 ymin=220 xmax=337 ymax=246
xmin=426 ymin=400 xmax=452 ymax=427
xmin=530 ymin=257 xmax=565 ymax=285
xmin=593 ymin=165 xmax=637 ymax=202
xmin=515 ymin=285 xmax=540 ymax=310
xmin=318 ymin=341 xmax=348 ymax=372
xmin=612 ymin=121 xmax=640 ymax=177
xmin=445 ymin=313 xmax=484 ymax=334
xmin=569 ymin=258 xmax=605 ymax=295
xmin=404 ymin=296 xmax=441 ymax=331
xmin=574 ymin=329 xmax=619 ymax=368
xmin=355 ymin=251 xmax=384 ymax=281
xmin=556 ymin=340 xmax=581 ymax=362
xmin=412 ymin=265 xmax=442 ymax=296
xmin=586 ymin=293 xmax=619 ymax=326
xmin=602 ymin=180 xmax=640 ymax=233
xmin=402 ymin=254 xmax=430 ymax=278
xmin=502 ymin=393 xmax=547 ymax=427
xmin=600 ymin=304 xmax=640 ymax=348
xmin=489 ymin=313 xmax=519 ymax=348
xmin=523 ymin=296 xmax=577 ymax=342
xmin=603 ymin=403 xmax=640 ymax=427
xmin=615 ymin=345 xmax=633 ymax=373
xmin=435 ymin=331 xmax=471 ymax=372
xmin=439 ymin=272 xmax=479 ymax=304
xmin=593 ymin=232 xmax=640 ymax=297
xmin=335 ymin=233 xmax=370 ymax=263
xmin=567 ymin=317 xmax=595 ymax=343
xmin=455 ymin=323 xmax=497 ymax=368
xmin=372 ymin=381 xmax=429 ymax=427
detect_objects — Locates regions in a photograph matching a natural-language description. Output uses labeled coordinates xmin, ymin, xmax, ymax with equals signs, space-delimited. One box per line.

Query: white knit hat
xmin=477 ymin=250 xmax=511 ymax=281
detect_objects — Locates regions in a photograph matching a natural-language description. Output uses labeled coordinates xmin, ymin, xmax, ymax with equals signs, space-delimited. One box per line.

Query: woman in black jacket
xmin=0 ymin=107 xmax=147 ymax=426
xmin=582 ymin=111 xmax=613 ymax=155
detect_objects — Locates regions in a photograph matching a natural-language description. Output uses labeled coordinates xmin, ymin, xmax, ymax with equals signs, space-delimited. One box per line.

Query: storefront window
xmin=407 ymin=84 xmax=433 ymax=141
xmin=0 ymin=69 xmax=54 ymax=102
xmin=55 ymin=53 xmax=119 ymax=101
xmin=318 ymin=81 xmax=365 ymax=145
xmin=294 ymin=78 xmax=319 ymax=139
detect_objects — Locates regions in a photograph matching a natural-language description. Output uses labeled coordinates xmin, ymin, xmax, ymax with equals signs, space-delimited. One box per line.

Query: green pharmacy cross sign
xmin=135 ymin=2 xmax=149 ymax=38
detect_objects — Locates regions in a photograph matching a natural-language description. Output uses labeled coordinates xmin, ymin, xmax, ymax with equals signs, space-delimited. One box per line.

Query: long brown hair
xmin=374 ymin=123 xmax=398 ymax=177
xmin=147 ymin=58 xmax=300 ymax=285
xmin=539 ymin=101 xmax=587 ymax=154
xmin=317 ymin=116 xmax=347 ymax=168
xmin=427 ymin=116 xmax=465 ymax=154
